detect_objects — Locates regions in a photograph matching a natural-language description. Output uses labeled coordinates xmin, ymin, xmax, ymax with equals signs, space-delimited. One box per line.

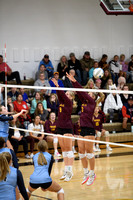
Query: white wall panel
xmin=0 ymin=0 xmax=133 ymax=79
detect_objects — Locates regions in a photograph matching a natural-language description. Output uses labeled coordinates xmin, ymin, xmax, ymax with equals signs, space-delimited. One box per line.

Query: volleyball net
xmin=0 ymin=83 xmax=133 ymax=149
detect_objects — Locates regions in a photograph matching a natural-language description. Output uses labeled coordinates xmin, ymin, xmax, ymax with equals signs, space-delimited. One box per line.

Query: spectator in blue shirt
xmin=49 ymin=72 xmax=64 ymax=93
xmin=39 ymin=54 xmax=54 ymax=78
xmin=89 ymin=61 xmax=99 ymax=80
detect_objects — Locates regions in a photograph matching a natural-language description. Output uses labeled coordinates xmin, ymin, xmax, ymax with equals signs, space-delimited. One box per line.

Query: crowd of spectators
xmin=0 ymin=51 xmax=133 ymax=157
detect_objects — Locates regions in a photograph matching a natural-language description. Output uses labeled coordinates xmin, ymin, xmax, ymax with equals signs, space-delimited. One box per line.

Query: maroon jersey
xmin=93 ymin=114 xmax=103 ymax=131
xmin=72 ymin=81 xmax=96 ymax=128
xmin=56 ymin=90 xmax=73 ymax=129
xmin=73 ymin=122 xmax=81 ymax=135
xmin=44 ymin=120 xmax=57 ymax=134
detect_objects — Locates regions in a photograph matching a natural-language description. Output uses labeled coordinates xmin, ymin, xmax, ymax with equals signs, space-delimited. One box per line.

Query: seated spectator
xmin=57 ymin=55 xmax=68 ymax=79
xmin=0 ymin=55 xmax=22 ymax=84
xmin=80 ymin=51 xmax=94 ymax=85
xmin=47 ymin=93 xmax=59 ymax=115
xmin=98 ymin=54 xmax=109 ymax=70
xmin=120 ymin=54 xmax=131 ymax=83
xmin=7 ymin=96 xmax=14 ymax=113
xmin=117 ymin=76 xmax=126 ymax=90
xmin=7 ymin=88 xmax=19 ymax=102
xmin=9 ymin=118 xmax=30 ymax=158
xmin=27 ymin=115 xmax=44 ymax=158
xmin=105 ymin=78 xmax=113 ymax=90
xmin=101 ymin=69 xmax=112 ymax=89
xmin=128 ymin=54 xmax=133 ymax=82
xmin=93 ymin=106 xmax=112 ymax=151
xmin=89 ymin=61 xmax=99 ymax=80
xmin=84 ymin=79 xmax=95 ymax=89
xmin=44 ymin=112 xmax=61 ymax=157
xmin=63 ymin=69 xmax=80 ymax=88
xmin=94 ymin=79 xmax=102 ymax=89
xmin=120 ymin=84 xmax=129 ymax=105
xmin=30 ymin=92 xmax=47 ymax=118
xmin=0 ymin=86 xmax=4 ymax=105
xmin=122 ymin=94 xmax=133 ymax=131
xmin=38 ymin=54 xmax=54 ymax=78
xmin=34 ymin=102 xmax=48 ymax=125
xmin=68 ymin=53 xmax=82 ymax=84
xmin=103 ymin=85 xmax=123 ymax=122
xmin=19 ymin=88 xmax=29 ymax=103
xmin=109 ymin=55 xmax=122 ymax=84
xmin=34 ymin=73 xmax=51 ymax=96
xmin=13 ymin=94 xmax=32 ymax=128
xmin=49 ymin=72 xmax=64 ymax=93
xmin=35 ymin=64 xmax=48 ymax=80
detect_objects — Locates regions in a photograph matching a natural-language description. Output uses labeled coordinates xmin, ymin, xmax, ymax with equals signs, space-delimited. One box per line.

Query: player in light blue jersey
xmin=27 ymin=140 xmax=64 ymax=200
xmin=0 ymin=152 xmax=29 ymax=200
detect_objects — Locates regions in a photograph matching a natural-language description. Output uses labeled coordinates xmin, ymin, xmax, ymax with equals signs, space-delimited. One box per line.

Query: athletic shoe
xmin=81 ymin=172 xmax=89 ymax=185
xmin=64 ymin=171 xmax=73 ymax=182
xmin=106 ymin=146 xmax=112 ymax=151
xmin=54 ymin=151 xmax=61 ymax=157
xmin=60 ymin=171 xmax=67 ymax=180
xmin=95 ymin=146 xmax=101 ymax=152
xmin=86 ymin=173 xmax=96 ymax=186
xmin=25 ymin=154 xmax=30 ymax=159
xmin=30 ymin=153 xmax=34 ymax=158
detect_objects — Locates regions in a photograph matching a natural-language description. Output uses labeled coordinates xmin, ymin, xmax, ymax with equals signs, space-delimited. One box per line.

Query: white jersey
xmin=27 ymin=123 xmax=44 ymax=137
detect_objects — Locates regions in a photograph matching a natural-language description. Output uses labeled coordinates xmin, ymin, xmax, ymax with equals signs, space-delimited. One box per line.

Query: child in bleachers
xmin=93 ymin=106 xmax=112 ymax=152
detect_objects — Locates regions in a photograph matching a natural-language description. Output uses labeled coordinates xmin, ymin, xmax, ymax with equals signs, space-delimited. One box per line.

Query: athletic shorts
xmin=57 ymin=128 xmax=73 ymax=135
xmin=30 ymin=181 xmax=52 ymax=189
xmin=80 ymin=127 xmax=95 ymax=137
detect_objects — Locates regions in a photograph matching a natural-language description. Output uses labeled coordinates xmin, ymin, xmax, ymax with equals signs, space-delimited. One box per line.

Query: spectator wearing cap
xmin=103 ymin=84 xmax=123 ymax=122
xmin=38 ymin=54 xmax=54 ymax=78
xmin=80 ymin=51 xmax=94 ymax=85
xmin=49 ymin=72 xmax=64 ymax=93
xmin=122 ymin=94 xmax=133 ymax=131
xmin=68 ymin=53 xmax=82 ymax=84
xmin=0 ymin=55 xmax=22 ymax=84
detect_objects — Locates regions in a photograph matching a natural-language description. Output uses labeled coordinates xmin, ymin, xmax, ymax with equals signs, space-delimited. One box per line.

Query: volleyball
xmin=93 ymin=68 xmax=104 ymax=79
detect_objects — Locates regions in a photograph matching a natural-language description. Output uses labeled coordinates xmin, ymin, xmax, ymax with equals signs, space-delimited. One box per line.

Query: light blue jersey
xmin=0 ymin=166 xmax=17 ymax=200
xmin=30 ymin=152 xmax=52 ymax=184
xmin=0 ymin=147 xmax=11 ymax=154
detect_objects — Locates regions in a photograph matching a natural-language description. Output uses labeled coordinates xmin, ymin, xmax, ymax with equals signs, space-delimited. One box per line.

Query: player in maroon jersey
xmin=93 ymin=106 xmax=112 ymax=152
xmin=51 ymin=78 xmax=75 ymax=182
xmin=44 ymin=112 xmax=61 ymax=157
xmin=66 ymin=72 xmax=96 ymax=186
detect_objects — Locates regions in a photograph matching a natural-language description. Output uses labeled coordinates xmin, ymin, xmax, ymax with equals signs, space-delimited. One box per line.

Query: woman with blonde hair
xmin=27 ymin=140 xmax=64 ymax=200
xmin=84 ymin=79 xmax=94 ymax=89
xmin=0 ymin=152 xmax=28 ymax=200
xmin=57 ymin=55 xmax=68 ymax=79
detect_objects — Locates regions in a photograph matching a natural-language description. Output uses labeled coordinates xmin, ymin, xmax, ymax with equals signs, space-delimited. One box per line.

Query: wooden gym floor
xmin=19 ymin=147 xmax=133 ymax=200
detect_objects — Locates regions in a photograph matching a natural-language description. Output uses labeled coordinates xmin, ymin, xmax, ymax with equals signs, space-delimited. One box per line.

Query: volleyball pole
xmin=4 ymin=43 xmax=7 ymax=109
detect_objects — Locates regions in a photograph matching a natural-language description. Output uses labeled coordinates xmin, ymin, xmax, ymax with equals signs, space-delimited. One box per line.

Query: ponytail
xmin=38 ymin=152 xmax=47 ymax=166
xmin=0 ymin=153 xmax=10 ymax=181
xmin=37 ymin=140 xmax=48 ymax=166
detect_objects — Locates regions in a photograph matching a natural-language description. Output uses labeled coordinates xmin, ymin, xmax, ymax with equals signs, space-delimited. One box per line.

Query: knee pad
xmin=72 ymin=138 xmax=75 ymax=142
xmin=104 ymin=131 xmax=109 ymax=137
xmin=62 ymin=151 xmax=67 ymax=158
xmin=57 ymin=188 xmax=64 ymax=194
xmin=67 ymin=151 xmax=74 ymax=158
xmin=86 ymin=153 xmax=94 ymax=159
xmin=53 ymin=137 xmax=58 ymax=143
xmin=78 ymin=153 xmax=86 ymax=159
xmin=96 ymin=131 xmax=101 ymax=137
